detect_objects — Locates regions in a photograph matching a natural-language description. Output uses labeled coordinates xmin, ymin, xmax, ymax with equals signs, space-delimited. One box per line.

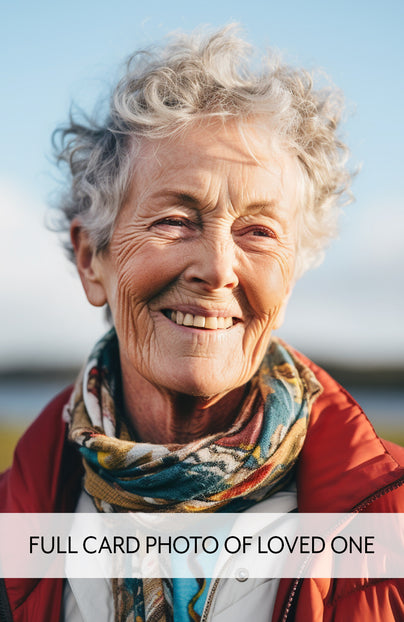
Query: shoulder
xmin=283 ymin=343 xmax=404 ymax=511
xmin=381 ymin=439 xmax=404 ymax=464
xmin=0 ymin=386 xmax=83 ymax=512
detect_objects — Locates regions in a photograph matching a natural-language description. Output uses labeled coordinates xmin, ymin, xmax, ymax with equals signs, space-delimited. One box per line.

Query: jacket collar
xmin=292 ymin=349 xmax=404 ymax=512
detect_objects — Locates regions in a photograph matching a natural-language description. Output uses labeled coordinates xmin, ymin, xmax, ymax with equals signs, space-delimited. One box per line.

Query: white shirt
xmin=62 ymin=486 xmax=297 ymax=622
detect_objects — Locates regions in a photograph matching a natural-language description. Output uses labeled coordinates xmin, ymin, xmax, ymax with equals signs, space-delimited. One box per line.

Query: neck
xmin=120 ymin=362 xmax=247 ymax=445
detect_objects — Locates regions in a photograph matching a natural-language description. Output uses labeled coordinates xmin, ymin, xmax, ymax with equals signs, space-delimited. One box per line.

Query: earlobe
xmin=70 ymin=219 xmax=108 ymax=307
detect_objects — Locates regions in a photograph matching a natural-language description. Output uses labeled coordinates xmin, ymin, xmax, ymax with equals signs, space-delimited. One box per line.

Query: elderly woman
xmin=0 ymin=26 xmax=403 ymax=622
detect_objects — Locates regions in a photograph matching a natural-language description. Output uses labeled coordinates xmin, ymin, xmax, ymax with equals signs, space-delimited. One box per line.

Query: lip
xmin=158 ymin=306 xmax=244 ymax=332
xmin=160 ymin=311 xmax=240 ymax=333
xmin=159 ymin=304 xmax=243 ymax=320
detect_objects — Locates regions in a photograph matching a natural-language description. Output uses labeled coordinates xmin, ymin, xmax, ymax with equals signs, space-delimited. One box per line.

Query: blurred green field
xmin=0 ymin=425 xmax=27 ymax=472
xmin=0 ymin=423 xmax=403 ymax=474
xmin=377 ymin=427 xmax=404 ymax=450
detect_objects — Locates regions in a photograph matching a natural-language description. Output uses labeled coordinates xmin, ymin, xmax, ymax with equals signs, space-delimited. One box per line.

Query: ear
xmin=70 ymin=218 xmax=108 ymax=307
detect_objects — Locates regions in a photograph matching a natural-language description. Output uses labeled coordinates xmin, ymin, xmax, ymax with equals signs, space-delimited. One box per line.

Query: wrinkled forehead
xmin=127 ymin=118 xmax=301 ymax=204
xmin=134 ymin=117 xmax=287 ymax=162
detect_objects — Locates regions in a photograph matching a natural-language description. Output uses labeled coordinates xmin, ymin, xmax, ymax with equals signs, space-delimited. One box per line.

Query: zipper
xmin=200 ymin=578 xmax=221 ymax=622
xmin=0 ymin=579 xmax=13 ymax=622
xmin=351 ymin=476 xmax=404 ymax=512
xmin=2 ymin=479 xmax=400 ymax=622
xmin=280 ymin=474 xmax=404 ymax=622
xmin=200 ymin=475 xmax=404 ymax=622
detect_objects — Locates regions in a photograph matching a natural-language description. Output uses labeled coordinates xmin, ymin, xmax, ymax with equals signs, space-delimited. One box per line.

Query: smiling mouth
xmin=162 ymin=309 xmax=238 ymax=330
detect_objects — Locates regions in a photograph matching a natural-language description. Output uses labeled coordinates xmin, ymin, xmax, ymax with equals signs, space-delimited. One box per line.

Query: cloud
xmin=0 ymin=178 xmax=106 ymax=369
xmin=346 ymin=200 xmax=404 ymax=269
xmin=281 ymin=198 xmax=404 ymax=364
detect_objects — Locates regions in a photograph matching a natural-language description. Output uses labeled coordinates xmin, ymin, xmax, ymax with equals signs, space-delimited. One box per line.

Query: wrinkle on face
xmin=90 ymin=119 xmax=300 ymax=435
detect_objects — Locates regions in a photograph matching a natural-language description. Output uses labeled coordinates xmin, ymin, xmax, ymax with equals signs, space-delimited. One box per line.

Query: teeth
xmin=204 ymin=316 xmax=218 ymax=330
xmin=193 ymin=315 xmax=206 ymax=328
xmin=168 ymin=310 xmax=234 ymax=329
xmin=183 ymin=313 xmax=194 ymax=326
xmin=224 ymin=317 xmax=233 ymax=328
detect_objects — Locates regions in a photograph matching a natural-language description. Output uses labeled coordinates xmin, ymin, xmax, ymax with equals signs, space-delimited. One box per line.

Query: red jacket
xmin=0 ymin=353 xmax=403 ymax=621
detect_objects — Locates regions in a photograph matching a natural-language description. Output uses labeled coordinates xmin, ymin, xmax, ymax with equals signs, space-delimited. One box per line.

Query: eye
xmin=151 ymin=215 xmax=198 ymax=239
xmin=251 ymin=227 xmax=276 ymax=238
xmin=156 ymin=217 xmax=188 ymax=227
xmin=242 ymin=225 xmax=277 ymax=239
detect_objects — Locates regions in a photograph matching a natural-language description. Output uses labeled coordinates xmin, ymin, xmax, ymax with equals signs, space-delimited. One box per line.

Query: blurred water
xmin=0 ymin=378 xmax=73 ymax=425
xmin=345 ymin=387 xmax=403 ymax=426
xmin=0 ymin=379 xmax=402 ymax=427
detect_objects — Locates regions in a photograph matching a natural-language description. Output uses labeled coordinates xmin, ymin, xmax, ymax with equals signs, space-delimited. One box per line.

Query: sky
xmin=1 ymin=0 xmax=403 ymax=369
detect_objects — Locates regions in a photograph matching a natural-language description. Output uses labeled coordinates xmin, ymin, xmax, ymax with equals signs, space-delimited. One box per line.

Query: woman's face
xmin=88 ymin=121 xmax=299 ymax=399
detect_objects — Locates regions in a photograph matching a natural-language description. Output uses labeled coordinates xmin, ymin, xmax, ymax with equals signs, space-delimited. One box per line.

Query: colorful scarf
xmin=64 ymin=328 xmax=322 ymax=621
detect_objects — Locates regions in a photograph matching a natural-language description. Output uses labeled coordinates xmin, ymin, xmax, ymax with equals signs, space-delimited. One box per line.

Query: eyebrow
xmin=150 ymin=190 xmax=279 ymax=214
xmin=242 ymin=201 xmax=279 ymax=214
xmin=150 ymin=190 xmax=201 ymax=206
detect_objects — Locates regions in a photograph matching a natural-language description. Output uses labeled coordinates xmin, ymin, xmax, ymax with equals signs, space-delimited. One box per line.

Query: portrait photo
xmin=1 ymin=2 xmax=403 ymax=621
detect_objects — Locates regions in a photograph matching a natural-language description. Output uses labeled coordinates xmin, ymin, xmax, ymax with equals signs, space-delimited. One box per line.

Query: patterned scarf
xmin=64 ymin=328 xmax=322 ymax=621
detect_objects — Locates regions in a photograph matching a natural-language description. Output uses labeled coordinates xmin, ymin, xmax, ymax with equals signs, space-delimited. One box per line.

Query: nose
xmin=183 ymin=236 xmax=239 ymax=291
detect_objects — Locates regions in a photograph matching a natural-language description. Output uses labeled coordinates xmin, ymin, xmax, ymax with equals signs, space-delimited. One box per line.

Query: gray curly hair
xmin=53 ymin=25 xmax=352 ymax=279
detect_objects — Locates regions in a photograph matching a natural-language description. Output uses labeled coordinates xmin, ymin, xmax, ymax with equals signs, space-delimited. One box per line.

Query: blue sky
xmin=1 ymin=0 xmax=403 ymax=367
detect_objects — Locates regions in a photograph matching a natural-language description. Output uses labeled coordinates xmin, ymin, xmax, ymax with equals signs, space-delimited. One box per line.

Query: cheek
xmin=112 ymin=236 xmax=168 ymax=291
xmin=241 ymin=250 xmax=294 ymax=318
xmin=106 ymin=242 xmax=184 ymax=325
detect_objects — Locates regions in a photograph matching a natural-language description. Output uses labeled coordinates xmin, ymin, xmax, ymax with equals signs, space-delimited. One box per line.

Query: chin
xmin=157 ymin=362 xmax=238 ymax=399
